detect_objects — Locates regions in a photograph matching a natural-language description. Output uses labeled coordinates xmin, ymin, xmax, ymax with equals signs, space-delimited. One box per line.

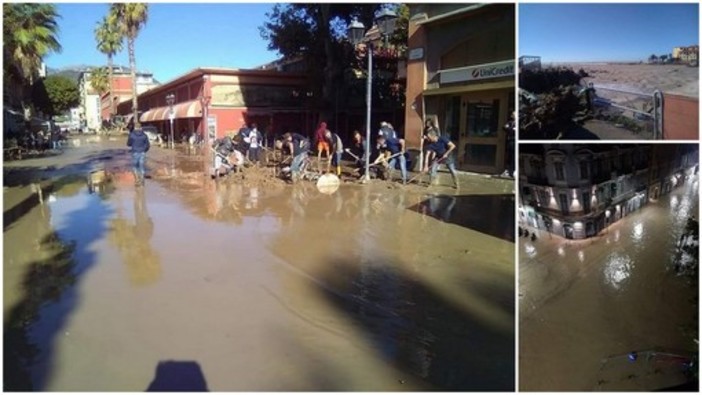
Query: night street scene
xmin=518 ymin=144 xmax=699 ymax=391
xmin=3 ymin=3 xmax=516 ymax=391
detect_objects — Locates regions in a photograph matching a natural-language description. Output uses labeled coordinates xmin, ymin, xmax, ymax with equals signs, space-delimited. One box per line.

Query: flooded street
xmin=519 ymin=176 xmax=699 ymax=391
xmin=4 ymin=137 xmax=515 ymax=391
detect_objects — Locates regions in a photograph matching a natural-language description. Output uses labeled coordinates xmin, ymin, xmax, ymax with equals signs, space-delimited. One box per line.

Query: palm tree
xmin=89 ymin=66 xmax=110 ymax=97
xmin=3 ymin=3 xmax=62 ymax=120
xmin=110 ymin=3 xmax=148 ymax=125
xmin=94 ymin=15 xmax=123 ymax=120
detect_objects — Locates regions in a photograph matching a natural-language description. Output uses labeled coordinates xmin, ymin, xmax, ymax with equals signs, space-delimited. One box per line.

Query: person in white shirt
xmin=245 ymin=123 xmax=262 ymax=164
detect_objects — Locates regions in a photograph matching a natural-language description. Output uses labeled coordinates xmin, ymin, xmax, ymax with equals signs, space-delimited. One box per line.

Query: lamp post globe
xmin=348 ymin=19 xmax=365 ymax=45
xmin=375 ymin=8 xmax=398 ymax=44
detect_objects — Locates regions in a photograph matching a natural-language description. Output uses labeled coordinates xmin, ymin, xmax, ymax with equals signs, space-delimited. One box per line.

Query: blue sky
xmin=520 ymin=3 xmax=699 ymax=63
xmin=45 ymin=3 xmax=281 ymax=82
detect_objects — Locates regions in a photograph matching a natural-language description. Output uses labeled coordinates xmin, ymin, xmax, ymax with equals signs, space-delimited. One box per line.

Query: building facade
xmin=519 ymin=144 xmax=698 ymax=239
xmin=404 ymin=3 xmax=515 ymax=174
xmin=116 ymin=68 xmax=311 ymax=143
xmin=100 ymin=68 xmax=160 ymax=123
xmin=79 ymin=67 xmax=158 ymax=131
xmin=673 ymin=45 xmax=699 ymax=63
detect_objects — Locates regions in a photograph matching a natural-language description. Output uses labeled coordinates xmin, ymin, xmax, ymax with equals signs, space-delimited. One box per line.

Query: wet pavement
xmin=519 ymin=176 xmax=699 ymax=391
xmin=4 ymin=136 xmax=515 ymax=391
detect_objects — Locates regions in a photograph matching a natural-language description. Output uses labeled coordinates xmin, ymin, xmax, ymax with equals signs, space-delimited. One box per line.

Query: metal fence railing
xmin=588 ymin=83 xmax=664 ymax=139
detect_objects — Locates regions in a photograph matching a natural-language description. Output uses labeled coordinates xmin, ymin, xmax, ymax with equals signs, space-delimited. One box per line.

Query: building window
xmin=580 ymin=162 xmax=589 ymax=179
xmin=582 ymin=191 xmax=591 ymax=213
xmin=538 ymin=189 xmax=548 ymax=206
xmin=555 ymin=162 xmax=565 ymax=180
xmin=464 ymin=143 xmax=497 ymax=167
xmin=531 ymin=160 xmax=544 ymax=178
xmin=467 ymin=100 xmax=499 ymax=138
xmin=559 ymin=194 xmax=568 ymax=214
xmin=443 ymin=96 xmax=461 ymax=142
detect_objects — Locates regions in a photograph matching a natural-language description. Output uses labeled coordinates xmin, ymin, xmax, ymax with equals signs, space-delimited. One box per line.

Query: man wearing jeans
xmin=324 ymin=129 xmax=344 ymax=176
xmin=282 ymin=132 xmax=309 ymax=182
xmin=127 ymin=124 xmax=150 ymax=186
xmin=377 ymin=134 xmax=407 ymax=184
xmin=424 ymin=129 xmax=459 ymax=189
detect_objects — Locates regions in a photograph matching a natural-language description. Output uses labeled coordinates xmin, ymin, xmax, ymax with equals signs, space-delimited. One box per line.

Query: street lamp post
xmin=166 ymin=93 xmax=175 ymax=149
xmin=348 ymin=8 xmax=397 ymax=183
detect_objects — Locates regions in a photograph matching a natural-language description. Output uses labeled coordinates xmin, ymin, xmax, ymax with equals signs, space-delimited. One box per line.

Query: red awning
xmin=139 ymin=100 xmax=203 ymax=123
xmin=139 ymin=109 xmax=157 ymax=123
xmin=175 ymin=100 xmax=202 ymax=118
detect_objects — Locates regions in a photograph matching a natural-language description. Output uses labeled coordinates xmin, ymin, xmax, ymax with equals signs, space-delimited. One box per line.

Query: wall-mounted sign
xmin=408 ymin=47 xmax=424 ymax=61
xmin=207 ymin=115 xmax=217 ymax=140
xmin=440 ymin=60 xmax=515 ymax=84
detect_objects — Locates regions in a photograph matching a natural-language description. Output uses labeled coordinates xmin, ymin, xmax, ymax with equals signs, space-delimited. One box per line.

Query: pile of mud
xmin=223 ymin=165 xmax=287 ymax=188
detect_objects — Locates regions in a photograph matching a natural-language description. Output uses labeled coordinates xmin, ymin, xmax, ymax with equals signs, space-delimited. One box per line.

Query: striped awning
xmin=140 ymin=100 xmax=203 ymax=123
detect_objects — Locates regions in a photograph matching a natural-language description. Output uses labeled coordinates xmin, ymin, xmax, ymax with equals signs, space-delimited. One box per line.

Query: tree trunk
xmin=108 ymin=54 xmax=114 ymax=121
xmin=129 ymin=30 xmax=138 ymax=126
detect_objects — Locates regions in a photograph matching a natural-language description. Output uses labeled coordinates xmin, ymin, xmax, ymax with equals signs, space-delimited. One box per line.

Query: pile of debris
xmin=519 ymin=67 xmax=592 ymax=139
xmin=223 ymin=165 xmax=287 ymax=188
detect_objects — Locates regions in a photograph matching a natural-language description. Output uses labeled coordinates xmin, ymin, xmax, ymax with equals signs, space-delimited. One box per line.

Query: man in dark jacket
xmin=127 ymin=123 xmax=151 ymax=186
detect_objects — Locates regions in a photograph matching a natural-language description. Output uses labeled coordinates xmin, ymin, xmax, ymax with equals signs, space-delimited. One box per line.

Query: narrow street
xmin=519 ymin=176 xmax=698 ymax=390
xmin=4 ymin=136 xmax=515 ymax=391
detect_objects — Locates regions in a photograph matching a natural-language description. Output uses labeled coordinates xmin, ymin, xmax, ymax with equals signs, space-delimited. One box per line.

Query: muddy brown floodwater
xmin=4 ymin=136 xmax=515 ymax=391
xmin=519 ymin=176 xmax=699 ymax=391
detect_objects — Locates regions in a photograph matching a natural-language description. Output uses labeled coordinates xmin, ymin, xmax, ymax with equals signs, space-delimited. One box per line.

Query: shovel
xmin=344 ymin=148 xmax=361 ymax=162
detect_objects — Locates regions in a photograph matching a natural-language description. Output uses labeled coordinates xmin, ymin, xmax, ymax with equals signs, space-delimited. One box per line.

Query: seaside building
xmin=672 ymin=45 xmax=699 ymax=63
xmin=519 ymin=144 xmax=698 ymax=239
xmin=115 ymin=67 xmax=311 ymax=143
xmin=404 ymin=3 xmax=515 ymax=174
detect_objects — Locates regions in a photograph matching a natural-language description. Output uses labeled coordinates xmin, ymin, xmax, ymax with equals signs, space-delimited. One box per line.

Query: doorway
xmin=457 ymin=89 xmax=512 ymax=174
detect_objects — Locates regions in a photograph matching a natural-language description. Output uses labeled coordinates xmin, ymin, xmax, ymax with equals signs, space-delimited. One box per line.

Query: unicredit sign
xmin=440 ymin=60 xmax=515 ymax=84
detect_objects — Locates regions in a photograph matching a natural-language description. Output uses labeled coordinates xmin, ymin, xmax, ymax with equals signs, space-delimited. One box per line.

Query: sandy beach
xmin=560 ymin=63 xmax=698 ymax=97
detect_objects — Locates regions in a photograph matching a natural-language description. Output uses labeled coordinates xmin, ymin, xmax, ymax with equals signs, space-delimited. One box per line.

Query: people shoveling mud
xmin=194 ymin=121 xmax=461 ymax=192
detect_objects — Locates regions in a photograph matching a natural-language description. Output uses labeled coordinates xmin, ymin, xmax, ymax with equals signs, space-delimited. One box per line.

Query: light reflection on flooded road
xmin=519 ymin=177 xmax=699 ymax=391
xmin=4 ymin=139 xmax=515 ymax=391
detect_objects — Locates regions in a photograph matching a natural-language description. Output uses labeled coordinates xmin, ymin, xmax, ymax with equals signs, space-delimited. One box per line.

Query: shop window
xmin=443 ymin=96 xmax=461 ymax=141
xmin=463 ymin=143 xmax=496 ymax=167
xmin=467 ymin=100 xmax=499 ymax=138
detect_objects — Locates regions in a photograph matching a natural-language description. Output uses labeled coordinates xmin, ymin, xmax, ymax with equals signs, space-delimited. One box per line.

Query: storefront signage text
xmin=440 ymin=60 xmax=515 ymax=84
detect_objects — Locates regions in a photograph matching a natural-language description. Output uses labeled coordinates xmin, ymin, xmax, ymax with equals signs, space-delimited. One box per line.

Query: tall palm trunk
xmin=107 ymin=54 xmax=114 ymax=120
xmin=128 ymin=30 xmax=138 ymax=125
